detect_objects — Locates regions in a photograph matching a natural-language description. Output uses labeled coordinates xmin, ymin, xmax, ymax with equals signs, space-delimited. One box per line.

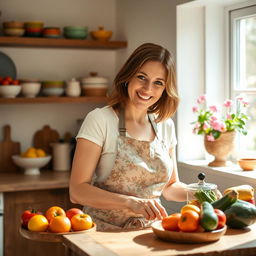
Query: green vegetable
xmin=211 ymin=190 xmax=238 ymax=211
xmin=194 ymin=189 xmax=217 ymax=203
xmin=224 ymin=199 xmax=256 ymax=229
xmin=200 ymin=201 xmax=218 ymax=231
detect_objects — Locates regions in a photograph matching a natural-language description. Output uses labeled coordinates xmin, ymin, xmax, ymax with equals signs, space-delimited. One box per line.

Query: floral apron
xmin=83 ymin=109 xmax=173 ymax=230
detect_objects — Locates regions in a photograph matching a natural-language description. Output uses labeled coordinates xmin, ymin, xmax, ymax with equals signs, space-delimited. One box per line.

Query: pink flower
xmin=192 ymin=106 xmax=199 ymax=112
xmin=236 ymin=96 xmax=244 ymax=102
xmin=242 ymin=101 xmax=249 ymax=107
xmin=203 ymin=122 xmax=210 ymax=130
xmin=226 ymin=114 xmax=232 ymax=120
xmin=210 ymin=116 xmax=218 ymax=121
xmin=223 ymin=99 xmax=233 ymax=108
xmin=207 ymin=134 xmax=215 ymax=141
xmin=194 ymin=122 xmax=201 ymax=129
xmin=197 ymin=95 xmax=206 ymax=104
xmin=209 ymin=105 xmax=218 ymax=113
xmin=210 ymin=119 xmax=226 ymax=132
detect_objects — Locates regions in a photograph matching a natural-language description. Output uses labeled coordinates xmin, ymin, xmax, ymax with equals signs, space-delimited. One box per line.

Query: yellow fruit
xmin=36 ymin=149 xmax=46 ymax=157
xmin=28 ymin=215 xmax=49 ymax=232
xmin=25 ymin=152 xmax=38 ymax=158
xmin=180 ymin=204 xmax=201 ymax=214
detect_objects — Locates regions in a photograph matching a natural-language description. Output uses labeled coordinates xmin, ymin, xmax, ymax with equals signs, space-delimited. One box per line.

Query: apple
xmin=12 ymin=80 xmax=20 ymax=85
xmin=1 ymin=80 xmax=10 ymax=85
xmin=66 ymin=208 xmax=84 ymax=220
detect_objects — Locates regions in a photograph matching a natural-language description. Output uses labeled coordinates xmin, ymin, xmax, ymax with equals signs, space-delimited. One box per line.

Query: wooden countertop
xmin=62 ymin=223 xmax=256 ymax=256
xmin=0 ymin=170 xmax=70 ymax=192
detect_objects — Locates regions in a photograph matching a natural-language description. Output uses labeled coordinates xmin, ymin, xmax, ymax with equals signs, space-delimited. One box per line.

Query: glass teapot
xmin=186 ymin=173 xmax=218 ymax=205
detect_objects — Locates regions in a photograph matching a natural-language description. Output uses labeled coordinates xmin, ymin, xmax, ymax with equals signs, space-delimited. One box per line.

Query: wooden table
xmin=62 ymin=224 xmax=256 ymax=256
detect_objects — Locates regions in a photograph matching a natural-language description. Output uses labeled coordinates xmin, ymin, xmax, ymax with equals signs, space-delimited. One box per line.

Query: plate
xmin=151 ymin=220 xmax=227 ymax=244
xmin=19 ymin=223 xmax=96 ymax=243
xmin=0 ymin=51 xmax=17 ymax=79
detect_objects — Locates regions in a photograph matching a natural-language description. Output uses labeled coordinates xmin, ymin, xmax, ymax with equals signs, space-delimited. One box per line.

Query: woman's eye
xmin=137 ymin=75 xmax=146 ymax=81
xmin=154 ymin=80 xmax=164 ymax=86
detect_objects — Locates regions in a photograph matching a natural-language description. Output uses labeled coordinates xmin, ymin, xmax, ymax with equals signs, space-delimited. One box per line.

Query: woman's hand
xmin=126 ymin=197 xmax=168 ymax=220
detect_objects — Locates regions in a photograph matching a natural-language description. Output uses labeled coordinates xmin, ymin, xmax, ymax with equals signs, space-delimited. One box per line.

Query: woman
xmin=69 ymin=43 xmax=187 ymax=230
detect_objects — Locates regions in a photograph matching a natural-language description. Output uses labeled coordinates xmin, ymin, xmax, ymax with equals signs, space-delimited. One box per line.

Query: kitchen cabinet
xmin=0 ymin=171 xmax=78 ymax=256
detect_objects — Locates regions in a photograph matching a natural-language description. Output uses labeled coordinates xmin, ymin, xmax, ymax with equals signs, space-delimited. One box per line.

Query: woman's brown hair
xmin=108 ymin=43 xmax=179 ymax=122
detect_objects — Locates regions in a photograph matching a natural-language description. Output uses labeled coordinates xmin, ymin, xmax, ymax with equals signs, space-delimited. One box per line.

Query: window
xmin=230 ymin=5 xmax=256 ymax=157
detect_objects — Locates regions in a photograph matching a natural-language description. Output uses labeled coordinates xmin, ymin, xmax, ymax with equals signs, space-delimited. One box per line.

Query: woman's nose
xmin=143 ymin=81 xmax=153 ymax=91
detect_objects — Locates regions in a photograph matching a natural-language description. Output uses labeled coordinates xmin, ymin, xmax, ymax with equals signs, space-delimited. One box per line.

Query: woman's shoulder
xmin=87 ymin=106 xmax=117 ymax=121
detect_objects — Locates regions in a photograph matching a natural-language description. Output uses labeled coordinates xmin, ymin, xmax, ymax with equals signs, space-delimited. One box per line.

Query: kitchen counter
xmin=62 ymin=223 xmax=256 ymax=256
xmin=0 ymin=170 xmax=70 ymax=192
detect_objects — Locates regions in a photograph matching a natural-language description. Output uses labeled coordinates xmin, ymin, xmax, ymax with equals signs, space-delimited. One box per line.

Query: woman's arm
xmin=162 ymin=146 xmax=187 ymax=202
xmin=69 ymin=138 xmax=167 ymax=219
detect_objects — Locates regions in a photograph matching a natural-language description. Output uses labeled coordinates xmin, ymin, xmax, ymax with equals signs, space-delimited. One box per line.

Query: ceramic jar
xmin=81 ymin=72 xmax=108 ymax=96
xmin=65 ymin=78 xmax=81 ymax=97
xmin=51 ymin=142 xmax=71 ymax=171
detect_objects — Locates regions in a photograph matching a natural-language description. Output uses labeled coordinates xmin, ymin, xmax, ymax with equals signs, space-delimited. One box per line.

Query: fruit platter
xmin=19 ymin=206 xmax=96 ymax=243
xmin=152 ymin=180 xmax=256 ymax=244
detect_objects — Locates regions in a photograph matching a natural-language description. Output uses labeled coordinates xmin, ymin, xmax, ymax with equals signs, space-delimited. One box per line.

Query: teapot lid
xmin=186 ymin=173 xmax=217 ymax=191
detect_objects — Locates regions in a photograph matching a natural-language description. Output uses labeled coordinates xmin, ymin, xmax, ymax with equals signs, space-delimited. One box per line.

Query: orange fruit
xmin=71 ymin=213 xmax=93 ymax=231
xmin=28 ymin=215 xmax=49 ymax=232
xmin=36 ymin=148 xmax=46 ymax=157
xmin=178 ymin=210 xmax=199 ymax=232
xmin=45 ymin=206 xmax=66 ymax=222
xmin=49 ymin=216 xmax=71 ymax=233
xmin=180 ymin=204 xmax=200 ymax=214
xmin=162 ymin=213 xmax=181 ymax=231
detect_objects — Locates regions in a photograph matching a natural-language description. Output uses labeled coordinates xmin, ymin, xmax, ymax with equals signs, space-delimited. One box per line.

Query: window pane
xmin=238 ymin=16 xmax=256 ymax=89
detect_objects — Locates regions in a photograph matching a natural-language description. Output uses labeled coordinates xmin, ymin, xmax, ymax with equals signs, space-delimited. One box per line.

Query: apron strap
xmin=118 ymin=107 xmax=126 ymax=136
xmin=118 ymin=108 xmax=158 ymax=138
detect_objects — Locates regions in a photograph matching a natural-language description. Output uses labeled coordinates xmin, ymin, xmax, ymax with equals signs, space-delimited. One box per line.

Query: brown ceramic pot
xmin=204 ymin=131 xmax=236 ymax=167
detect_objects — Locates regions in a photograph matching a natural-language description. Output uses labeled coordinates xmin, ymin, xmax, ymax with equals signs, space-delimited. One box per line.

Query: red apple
xmin=66 ymin=208 xmax=84 ymax=220
xmin=1 ymin=80 xmax=10 ymax=85
xmin=12 ymin=80 xmax=20 ymax=85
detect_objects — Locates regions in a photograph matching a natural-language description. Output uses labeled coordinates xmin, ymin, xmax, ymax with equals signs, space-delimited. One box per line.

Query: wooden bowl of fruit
xmin=20 ymin=206 xmax=96 ymax=243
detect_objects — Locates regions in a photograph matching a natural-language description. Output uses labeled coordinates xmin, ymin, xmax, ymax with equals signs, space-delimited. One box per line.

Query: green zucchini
xmin=224 ymin=200 xmax=256 ymax=229
xmin=200 ymin=201 xmax=218 ymax=231
xmin=211 ymin=190 xmax=238 ymax=211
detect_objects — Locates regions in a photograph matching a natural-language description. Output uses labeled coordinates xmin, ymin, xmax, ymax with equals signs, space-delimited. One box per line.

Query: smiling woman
xmin=69 ymin=43 xmax=187 ymax=231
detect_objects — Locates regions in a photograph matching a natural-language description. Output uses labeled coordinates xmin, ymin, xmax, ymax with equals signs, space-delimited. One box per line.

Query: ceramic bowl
xmin=238 ymin=158 xmax=256 ymax=171
xmin=24 ymin=21 xmax=44 ymax=28
xmin=42 ymin=87 xmax=64 ymax=96
xmin=12 ymin=155 xmax=51 ymax=175
xmin=90 ymin=26 xmax=112 ymax=41
xmin=21 ymin=82 xmax=41 ymax=98
xmin=63 ymin=26 xmax=88 ymax=39
xmin=3 ymin=21 xmax=25 ymax=29
xmin=0 ymin=85 xmax=21 ymax=98
xmin=3 ymin=28 xmax=25 ymax=37
xmin=42 ymin=80 xmax=65 ymax=88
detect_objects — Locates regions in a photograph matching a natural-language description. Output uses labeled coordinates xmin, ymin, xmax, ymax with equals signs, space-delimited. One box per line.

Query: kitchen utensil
xmin=33 ymin=125 xmax=60 ymax=155
xmin=238 ymin=158 xmax=256 ymax=171
xmin=21 ymin=82 xmax=41 ymax=98
xmin=0 ymin=52 xmax=17 ymax=79
xmin=65 ymin=78 xmax=81 ymax=97
xmin=42 ymin=87 xmax=64 ymax=96
xmin=0 ymin=125 xmax=21 ymax=172
xmin=90 ymin=26 xmax=112 ymax=41
xmin=51 ymin=142 xmax=71 ymax=171
xmin=186 ymin=172 xmax=218 ymax=204
xmin=12 ymin=155 xmax=51 ymax=175
xmin=63 ymin=26 xmax=88 ymax=39
xmin=0 ymin=85 xmax=21 ymax=98
xmin=151 ymin=220 xmax=227 ymax=243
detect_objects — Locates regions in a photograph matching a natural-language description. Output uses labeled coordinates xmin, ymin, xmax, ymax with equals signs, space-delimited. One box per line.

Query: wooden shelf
xmin=0 ymin=96 xmax=108 ymax=104
xmin=0 ymin=36 xmax=127 ymax=49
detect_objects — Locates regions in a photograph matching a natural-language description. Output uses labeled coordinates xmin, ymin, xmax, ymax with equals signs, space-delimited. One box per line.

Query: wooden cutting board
xmin=0 ymin=125 xmax=21 ymax=172
xmin=33 ymin=125 xmax=60 ymax=154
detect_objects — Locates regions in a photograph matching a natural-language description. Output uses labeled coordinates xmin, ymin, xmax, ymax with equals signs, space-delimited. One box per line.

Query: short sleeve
xmin=76 ymin=108 xmax=106 ymax=147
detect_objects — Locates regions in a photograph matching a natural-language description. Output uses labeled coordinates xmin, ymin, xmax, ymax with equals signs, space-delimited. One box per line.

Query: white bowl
xmin=0 ymin=85 xmax=21 ymax=98
xmin=21 ymin=82 xmax=41 ymax=98
xmin=42 ymin=87 xmax=64 ymax=96
xmin=12 ymin=155 xmax=51 ymax=175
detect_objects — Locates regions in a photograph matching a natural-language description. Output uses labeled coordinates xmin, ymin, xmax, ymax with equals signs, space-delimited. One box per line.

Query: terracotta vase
xmin=204 ymin=131 xmax=236 ymax=167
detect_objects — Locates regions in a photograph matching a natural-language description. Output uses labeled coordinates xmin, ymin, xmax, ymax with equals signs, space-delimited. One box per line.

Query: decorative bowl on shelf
xmin=90 ymin=26 xmax=112 ymax=41
xmin=3 ymin=21 xmax=25 ymax=29
xmin=21 ymin=82 xmax=41 ymax=98
xmin=238 ymin=158 xmax=256 ymax=171
xmin=63 ymin=26 xmax=88 ymax=39
xmin=0 ymin=85 xmax=21 ymax=98
xmin=151 ymin=220 xmax=227 ymax=244
xmin=42 ymin=87 xmax=64 ymax=97
xmin=12 ymin=155 xmax=51 ymax=175
xmin=3 ymin=28 xmax=25 ymax=37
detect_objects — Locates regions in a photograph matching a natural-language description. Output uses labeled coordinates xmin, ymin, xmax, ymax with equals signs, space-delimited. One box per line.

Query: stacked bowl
xmin=3 ymin=21 xmax=25 ymax=37
xmin=42 ymin=27 xmax=62 ymax=38
xmin=42 ymin=81 xmax=65 ymax=96
xmin=20 ymin=79 xmax=42 ymax=98
xmin=63 ymin=26 xmax=88 ymax=39
xmin=24 ymin=21 xmax=44 ymax=37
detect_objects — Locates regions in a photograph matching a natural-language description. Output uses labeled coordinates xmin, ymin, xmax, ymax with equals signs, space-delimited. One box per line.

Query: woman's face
xmin=127 ymin=61 xmax=167 ymax=110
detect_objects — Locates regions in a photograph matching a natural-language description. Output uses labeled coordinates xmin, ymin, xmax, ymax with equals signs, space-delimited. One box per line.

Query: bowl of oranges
xmin=19 ymin=206 xmax=96 ymax=242
xmin=12 ymin=147 xmax=51 ymax=175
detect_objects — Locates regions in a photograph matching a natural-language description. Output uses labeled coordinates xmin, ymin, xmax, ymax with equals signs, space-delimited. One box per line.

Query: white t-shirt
xmin=76 ymin=106 xmax=177 ymax=182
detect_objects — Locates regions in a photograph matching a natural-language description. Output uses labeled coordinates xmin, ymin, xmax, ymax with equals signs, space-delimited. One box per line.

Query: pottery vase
xmin=204 ymin=131 xmax=236 ymax=167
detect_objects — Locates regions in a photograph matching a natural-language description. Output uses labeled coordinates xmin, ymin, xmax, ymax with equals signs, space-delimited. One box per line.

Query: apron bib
xmin=84 ymin=109 xmax=173 ymax=230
